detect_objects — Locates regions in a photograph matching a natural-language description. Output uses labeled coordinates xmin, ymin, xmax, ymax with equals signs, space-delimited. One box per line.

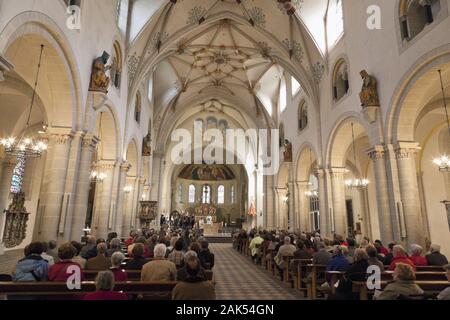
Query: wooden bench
xmin=327 ymin=271 xmax=447 ymax=296
xmin=305 ymin=264 xmax=327 ymax=300
xmin=83 ymin=270 xmax=213 ymax=281
xmin=0 ymin=281 xmax=178 ymax=300
xmin=352 ymin=281 xmax=449 ymax=300
xmin=290 ymin=259 xmax=313 ymax=291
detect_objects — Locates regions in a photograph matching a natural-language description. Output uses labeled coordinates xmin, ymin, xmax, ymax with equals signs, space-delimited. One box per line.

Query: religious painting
xmin=179 ymin=164 xmax=235 ymax=181
xmin=139 ymin=201 xmax=158 ymax=221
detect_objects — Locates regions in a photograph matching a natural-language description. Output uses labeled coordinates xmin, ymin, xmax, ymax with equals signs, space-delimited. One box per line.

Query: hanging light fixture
xmin=90 ymin=112 xmax=107 ymax=183
xmin=0 ymin=45 xmax=48 ymax=158
xmin=345 ymin=123 xmax=370 ymax=190
xmin=433 ymin=69 xmax=450 ymax=172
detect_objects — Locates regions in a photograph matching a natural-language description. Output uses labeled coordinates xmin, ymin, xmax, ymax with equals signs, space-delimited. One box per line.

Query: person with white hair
xmin=388 ymin=245 xmax=415 ymax=271
xmin=83 ymin=271 xmax=128 ymax=300
xmin=426 ymin=244 xmax=449 ymax=266
xmin=86 ymin=242 xmax=112 ymax=270
xmin=107 ymin=238 xmax=122 ymax=257
xmin=409 ymin=244 xmax=428 ymax=266
xmin=110 ymin=252 xmax=128 ymax=281
xmin=141 ymin=243 xmax=177 ymax=282
xmin=274 ymin=236 xmax=296 ymax=281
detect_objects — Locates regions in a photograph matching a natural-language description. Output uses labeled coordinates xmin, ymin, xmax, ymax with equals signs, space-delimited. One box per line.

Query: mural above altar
xmin=193 ymin=204 xmax=217 ymax=218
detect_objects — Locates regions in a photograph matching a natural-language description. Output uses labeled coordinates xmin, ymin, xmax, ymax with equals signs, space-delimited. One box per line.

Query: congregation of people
xmin=8 ymin=227 xmax=216 ymax=300
xmin=235 ymin=229 xmax=450 ymax=300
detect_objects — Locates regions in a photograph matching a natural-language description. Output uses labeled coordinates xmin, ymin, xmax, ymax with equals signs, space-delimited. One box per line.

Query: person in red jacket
xmin=409 ymin=244 xmax=428 ymax=266
xmin=48 ymin=243 xmax=84 ymax=282
xmin=389 ymin=245 xmax=416 ymax=271
xmin=84 ymin=271 xmax=128 ymax=300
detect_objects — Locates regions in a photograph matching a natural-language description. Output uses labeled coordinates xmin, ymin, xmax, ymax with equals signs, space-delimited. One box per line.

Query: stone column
xmin=395 ymin=142 xmax=425 ymax=246
xmin=70 ymin=134 xmax=99 ymax=240
xmin=368 ymin=145 xmax=394 ymax=243
xmin=91 ymin=160 xmax=116 ymax=239
xmin=116 ymin=162 xmax=131 ymax=237
xmin=36 ymin=129 xmax=73 ymax=242
xmin=330 ymin=167 xmax=347 ymax=237
xmin=296 ymin=181 xmax=310 ymax=232
xmin=287 ymin=182 xmax=295 ymax=232
xmin=316 ymin=169 xmax=329 ymax=236
xmin=358 ymin=188 xmax=372 ymax=240
xmin=273 ymin=187 xmax=280 ymax=229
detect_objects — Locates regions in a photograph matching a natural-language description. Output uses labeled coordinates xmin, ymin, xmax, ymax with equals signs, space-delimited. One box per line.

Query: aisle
xmin=209 ymin=243 xmax=303 ymax=300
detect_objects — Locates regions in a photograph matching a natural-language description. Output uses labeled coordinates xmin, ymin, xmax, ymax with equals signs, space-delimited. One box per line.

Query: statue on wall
xmin=142 ymin=133 xmax=152 ymax=156
xmin=89 ymin=51 xmax=111 ymax=93
xmin=359 ymin=70 xmax=380 ymax=108
xmin=283 ymin=139 xmax=293 ymax=162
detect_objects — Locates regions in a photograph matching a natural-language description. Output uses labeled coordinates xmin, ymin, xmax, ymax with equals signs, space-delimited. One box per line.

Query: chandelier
xmin=432 ymin=69 xmax=450 ymax=172
xmin=0 ymin=45 xmax=48 ymax=158
xmin=345 ymin=123 xmax=370 ymax=190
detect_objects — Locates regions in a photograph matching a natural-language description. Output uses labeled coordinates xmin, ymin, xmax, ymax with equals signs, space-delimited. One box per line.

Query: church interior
xmin=0 ymin=0 xmax=449 ymax=302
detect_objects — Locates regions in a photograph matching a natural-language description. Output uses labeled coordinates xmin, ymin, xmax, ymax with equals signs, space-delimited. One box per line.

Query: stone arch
xmin=0 ymin=11 xmax=83 ymax=130
xmin=295 ymin=142 xmax=318 ymax=182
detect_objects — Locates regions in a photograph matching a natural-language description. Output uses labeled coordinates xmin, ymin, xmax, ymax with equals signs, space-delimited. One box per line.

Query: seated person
xmin=173 ymin=251 xmax=216 ymax=300
xmin=383 ymin=242 xmax=396 ymax=266
xmin=13 ymin=242 xmax=49 ymax=282
xmin=426 ymin=244 xmax=448 ymax=266
xmin=249 ymin=233 xmax=264 ymax=263
xmin=86 ymin=243 xmax=112 ymax=270
xmin=110 ymin=252 xmax=128 ymax=282
xmin=389 ymin=245 xmax=415 ymax=271
xmin=141 ymin=244 xmax=177 ymax=282
xmin=107 ymin=238 xmax=122 ymax=257
xmin=333 ymin=249 xmax=370 ymax=300
xmin=437 ymin=264 xmax=450 ymax=300
xmin=83 ymin=271 xmax=128 ymax=300
xmin=313 ymin=242 xmax=332 ymax=266
xmin=377 ymin=263 xmax=424 ymax=300
xmin=409 ymin=244 xmax=428 ymax=267
xmin=80 ymin=236 xmax=97 ymax=259
xmin=293 ymin=240 xmax=313 ymax=260
xmin=125 ymin=243 xmax=148 ymax=270
xmin=198 ymin=240 xmax=215 ymax=270
xmin=168 ymin=238 xmax=185 ymax=268
xmin=41 ymin=242 xmax=55 ymax=266
xmin=71 ymin=241 xmax=87 ymax=269
xmin=366 ymin=245 xmax=384 ymax=271
xmin=48 ymin=243 xmax=84 ymax=282
xmin=326 ymin=246 xmax=350 ymax=283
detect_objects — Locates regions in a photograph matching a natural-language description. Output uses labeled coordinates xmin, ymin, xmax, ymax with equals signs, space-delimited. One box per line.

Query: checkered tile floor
xmin=210 ymin=243 xmax=304 ymax=300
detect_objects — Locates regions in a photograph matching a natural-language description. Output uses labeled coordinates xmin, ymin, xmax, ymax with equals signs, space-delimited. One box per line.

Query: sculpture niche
xmin=89 ymin=51 xmax=111 ymax=93
xmin=283 ymin=139 xmax=293 ymax=163
xmin=2 ymin=192 xmax=30 ymax=248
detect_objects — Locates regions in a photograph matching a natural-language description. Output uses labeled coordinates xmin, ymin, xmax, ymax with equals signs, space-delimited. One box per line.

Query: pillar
xmin=330 ymin=167 xmax=347 ymax=237
xmin=296 ymin=181 xmax=310 ymax=232
xmin=316 ymin=169 xmax=329 ymax=236
xmin=91 ymin=160 xmax=116 ymax=239
xmin=395 ymin=142 xmax=425 ymax=246
xmin=287 ymin=182 xmax=295 ymax=232
xmin=71 ymin=134 xmax=99 ymax=240
xmin=36 ymin=129 xmax=73 ymax=242
xmin=117 ymin=162 xmax=131 ymax=237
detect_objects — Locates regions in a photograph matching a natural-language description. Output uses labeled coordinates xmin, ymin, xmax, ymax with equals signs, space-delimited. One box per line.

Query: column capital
xmin=296 ymin=180 xmax=310 ymax=187
xmin=120 ymin=161 xmax=132 ymax=172
xmin=329 ymin=167 xmax=347 ymax=178
xmin=48 ymin=127 xmax=74 ymax=145
xmin=367 ymin=145 xmax=386 ymax=160
xmin=82 ymin=134 xmax=100 ymax=151
xmin=395 ymin=142 xmax=421 ymax=160
xmin=94 ymin=160 xmax=117 ymax=171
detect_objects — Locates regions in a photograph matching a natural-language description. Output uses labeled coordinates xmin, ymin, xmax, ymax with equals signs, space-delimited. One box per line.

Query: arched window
xmin=230 ymin=185 xmax=235 ymax=204
xmin=279 ymin=123 xmax=285 ymax=148
xmin=188 ymin=184 xmax=196 ymax=203
xmin=326 ymin=0 xmax=344 ymax=47
xmin=332 ymin=59 xmax=349 ymax=101
xmin=217 ymin=185 xmax=225 ymax=204
xmin=116 ymin=0 xmax=129 ymax=34
xmin=399 ymin=0 xmax=441 ymax=41
xmin=298 ymin=101 xmax=308 ymax=131
xmin=202 ymin=185 xmax=211 ymax=204
xmin=135 ymin=92 xmax=141 ymax=123
xmin=177 ymin=184 xmax=183 ymax=203
xmin=110 ymin=42 xmax=122 ymax=89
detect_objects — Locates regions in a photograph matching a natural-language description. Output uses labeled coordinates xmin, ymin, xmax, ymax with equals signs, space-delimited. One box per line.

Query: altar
xmin=195 ymin=204 xmax=221 ymax=236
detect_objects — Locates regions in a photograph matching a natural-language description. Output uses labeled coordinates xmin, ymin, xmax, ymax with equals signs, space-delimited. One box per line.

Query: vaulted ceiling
xmin=126 ymin=0 xmax=327 ymax=148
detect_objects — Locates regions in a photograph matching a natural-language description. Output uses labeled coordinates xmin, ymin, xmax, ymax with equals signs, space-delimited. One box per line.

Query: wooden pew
xmin=290 ymin=259 xmax=312 ymax=291
xmin=305 ymin=264 xmax=327 ymax=300
xmin=327 ymin=271 xmax=447 ymax=296
xmin=0 ymin=281 xmax=178 ymax=300
xmin=352 ymin=281 xmax=449 ymax=300
xmin=83 ymin=270 xmax=214 ymax=281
